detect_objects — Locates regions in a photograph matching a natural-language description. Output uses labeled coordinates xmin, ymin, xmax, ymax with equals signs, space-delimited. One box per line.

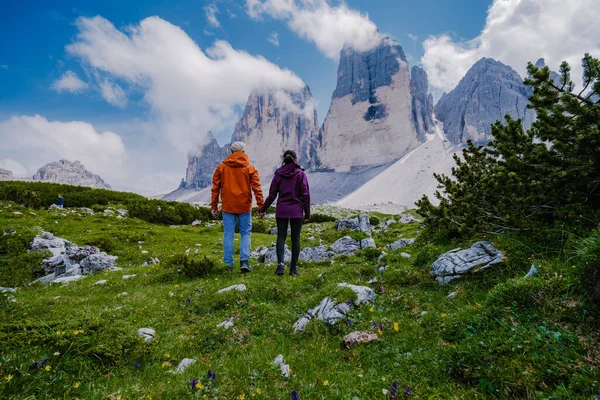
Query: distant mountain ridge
xmin=435 ymin=57 xmax=535 ymax=144
xmin=33 ymin=160 xmax=111 ymax=190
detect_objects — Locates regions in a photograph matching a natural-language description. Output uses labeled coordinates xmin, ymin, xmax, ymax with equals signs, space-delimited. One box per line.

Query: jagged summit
xmin=32 ymin=160 xmax=111 ymax=189
xmin=435 ymin=57 xmax=535 ymax=144
xmin=316 ymin=38 xmax=432 ymax=171
xmin=179 ymin=85 xmax=319 ymax=192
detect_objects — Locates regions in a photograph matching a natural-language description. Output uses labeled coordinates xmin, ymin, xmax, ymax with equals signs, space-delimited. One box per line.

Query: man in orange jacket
xmin=211 ymin=141 xmax=264 ymax=273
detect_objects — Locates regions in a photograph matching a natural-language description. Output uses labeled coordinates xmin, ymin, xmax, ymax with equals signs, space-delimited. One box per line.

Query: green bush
xmin=369 ymin=215 xmax=380 ymax=226
xmin=128 ymin=199 xmax=212 ymax=225
xmin=251 ymin=218 xmax=271 ymax=234
xmin=0 ymin=251 xmax=48 ymax=287
xmin=417 ymin=54 xmax=600 ymax=236
xmin=85 ymin=236 xmax=117 ymax=252
xmin=575 ymin=226 xmax=600 ymax=303
xmin=357 ymin=247 xmax=381 ymax=263
xmin=308 ymin=213 xmax=337 ymax=223
xmin=182 ymin=256 xmax=216 ymax=278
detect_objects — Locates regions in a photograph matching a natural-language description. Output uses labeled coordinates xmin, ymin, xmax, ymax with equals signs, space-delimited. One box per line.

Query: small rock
xmin=168 ymin=358 xmax=196 ymax=374
xmin=385 ymin=238 xmax=416 ymax=250
xmin=401 ymin=252 xmax=411 ymax=258
xmin=377 ymin=252 xmax=387 ymax=263
xmin=342 ymin=331 xmax=379 ymax=347
xmin=447 ymin=292 xmax=457 ymax=298
xmin=217 ymin=284 xmax=247 ymax=294
xmin=0 ymin=287 xmax=16 ymax=293
xmin=12 ymin=211 xmax=23 ymax=215
xmin=525 ymin=264 xmax=538 ymax=278
xmin=217 ymin=317 xmax=236 ymax=329
xmin=299 ymin=246 xmax=335 ymax=262
xmin=400 ymin=214 xmax=421 ymax=224
xmin=137 ymin=328 xmax=156 ymax=342
xmin=53 ymin=275 xmax=85 ymax=284
xmin=121 ymin=292 xmax=128 ymax=296
xmin=279 ymin=363 xmax=290 ymax=378
xmin=368 ymin=277 xmax=378 ymax=284
xmin=122 ymin=274 xmax=136 ymax=280
xmin=358 ymin=214 xmax=372 ymax=235
xmin=192 ymin=220 xmax=201 ymax=226
xmin=431 ymin=241 xmax=505 ymax=284
xmin=337 ymin=283 xmax=376 ymax=305
xmin=377 ymin=265 xmax=388 ymax=273
xmin=95 ymin=280 xmax=107 ymax=285
xmin=141 ymin=250 xmax=149 ymax=254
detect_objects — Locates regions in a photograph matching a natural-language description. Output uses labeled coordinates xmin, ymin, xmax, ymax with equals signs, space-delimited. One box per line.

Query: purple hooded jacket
xmin=259 ymin=162 xmax=310 ymax=219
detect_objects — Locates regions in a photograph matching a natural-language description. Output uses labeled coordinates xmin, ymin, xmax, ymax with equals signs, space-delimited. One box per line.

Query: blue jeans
xmin=222 ymin=211 xmax=252 ymax=267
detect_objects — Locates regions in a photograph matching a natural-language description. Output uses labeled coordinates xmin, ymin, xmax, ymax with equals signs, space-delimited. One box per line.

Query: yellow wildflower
xmin=161 ymin=361 xmax=170 ymax=368
xmin=45 ymin=365 xmax=52 ymax=372
xmin=381 ymin=376 xmax=386 ymax=382
xmin=323 ymin=380 xmax=329 ymax=386
xmin=165 ymin=353 xmax=170 ymax=359
xmin=256 ymin=388 xmax=262 ymax=394
xmin=196 ymin=383 xmax=204 ymax=390
xmin=369 ymin=307 xmax=374 ymax=312
xmin=572 ymin=265 xmax=577 ymax=269
xmin=175 ymin=284 xmax=179 ymax=288
xmin=393 ymin=322 xmax=399 ymax=332
xmin=169 ymin=292 xmax=173 ymax=296
xmin=4 ymin=374 xmax=13 ymax=382
xmin=239 ymin=394 xmax=246 ymax=399
xmin=74 ymin=382 xmax=81 ymax=388
xmin=116 ymin=395 xmax=122 ymax=400
xmin=475 ymin=302 xmax=482 ymax=308
xmin=117 ymin=293 xmax=121 ymax=298
xmin=377 ymin=329 xmax=383 ymax=335
xmin=441 ymin=313 xmax=448 ymax=318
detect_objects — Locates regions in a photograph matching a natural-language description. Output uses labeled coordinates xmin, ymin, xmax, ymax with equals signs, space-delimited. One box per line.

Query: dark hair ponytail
xmin=282 ymin=150 xmax=297 ymax=165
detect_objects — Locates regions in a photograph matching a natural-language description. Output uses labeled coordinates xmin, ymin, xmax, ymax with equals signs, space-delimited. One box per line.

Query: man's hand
xmin=257 ymin=212 xmax=266 ymax=219
xmin=211 ymin=209 xmax=220 ymax=219
xmin=303 ymin=218 xmax=311 ymax=224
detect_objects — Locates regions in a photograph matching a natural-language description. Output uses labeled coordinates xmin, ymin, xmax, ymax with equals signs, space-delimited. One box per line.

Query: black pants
xmin=276 ymin=218 xmax=303 ymax=267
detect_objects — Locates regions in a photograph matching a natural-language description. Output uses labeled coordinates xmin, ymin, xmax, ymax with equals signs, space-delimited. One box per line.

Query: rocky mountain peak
xmin=434 ymin=57 xmax=535 ymax=144
xmin=316 ymin=38 xmax=427 ymax=171
xmin=410 ymin=66 xmax=435 ymax=140
xmin=32 ymin=159 xmax=111 ymax=189
xmin=183 ymin=132 xmax=229 ymax=190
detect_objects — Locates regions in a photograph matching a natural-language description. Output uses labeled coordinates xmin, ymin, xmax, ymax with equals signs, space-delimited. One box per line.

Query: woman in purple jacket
xmin=259 ymin=150 xmax=311 ymax=276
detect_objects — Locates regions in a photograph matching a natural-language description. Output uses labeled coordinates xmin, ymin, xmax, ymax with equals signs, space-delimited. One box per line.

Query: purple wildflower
xmin=41 ymin=359 xmax=49 ymax=367
xmin=186 ymin=297 xmax=191 ymax=303
xmin=208 ymin=370 xmax=216 ymax=381
xmin=372 ymin=321 xmax=378 ymax=329
xmin=290 ymin=389 xmax=300 ymax=400
xmin=191 ymin=379 xmax=197 ymax=391
xmin=347 ymin=320 xmax=352 ymax=327
xmin=379 ymin=324 xmax=384 ymax=331
xmin=404 ymin=386 xmax=413 ymax=397
xmin=347 ymin=300 xmax=354 ymax=307
xmin=134 ymin=362 xmax=141 ymax=369
xmin=390 ymin=381 xmax=398 ymax=399
xmin=32 ymin=361 xmax=39 ymax=369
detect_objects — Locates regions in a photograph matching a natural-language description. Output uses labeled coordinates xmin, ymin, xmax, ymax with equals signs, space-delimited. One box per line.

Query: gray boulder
xmin=360 ymin=238 xmax=376 ymax=249
xmin=336 ymin=218 xmax=360 ymax=231
xmin=0 ymin=287 xmax=16 ymax=293
xmin=80 ymin=254 xmax=118 ymax=274
xmin=342 ymin=331 xmax=379 ymax=347
xmin=217 ymin=284 xmax=247 ymax=294
xmin=264 ymin=245 xmax=291 ymax=264
xmin=358 ymin=214 xmax=371 ymax=235
xmin=400 ymin=214 xmax=421 ymax=224
xmin=430 ymin=241 xmax=505 ymax=284
xmin=137 ymin=328 xmax=156 ymax=343
xmin=332 ymin=236 xmax=361 ymax=254
xmin=293 ymin=297 xmax=351 ymax=332
xmin=337 ymin=283 xmax=376 ymax=305
xmin=299 ymin=246 xmax=336 ymax=262
xmin=386 ymin=238 xmax=415 ymax=250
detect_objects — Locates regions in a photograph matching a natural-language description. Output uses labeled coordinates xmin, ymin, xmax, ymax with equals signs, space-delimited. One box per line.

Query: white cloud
xmin=65 ymin=16 xmax=308 ymax=153
xmin=0 ymin=158 xmax=29 ymax=177
xmin=51 ymin=70 xmax=89 ymax=93
xmin=407 ymin=34 xmax=418 ymax=42
xmin=267 ymin=31 xmax=279 ymax=46
xmin=421 ymin=0 xmax=600 ymax=94
xmin=247 ymin=0 xmax=384 ymax=59
xmin=99 ymin=79 xmax=127 ymax=108
xmin=0 ymin=115 xmax=126 ymax=185
xmin=205 ymin=3 xmax=221 ymax=28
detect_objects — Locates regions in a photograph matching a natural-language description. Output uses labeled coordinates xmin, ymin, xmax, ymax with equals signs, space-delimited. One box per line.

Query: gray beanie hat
xmin=230 ymin=142 xmax=246 ymax=152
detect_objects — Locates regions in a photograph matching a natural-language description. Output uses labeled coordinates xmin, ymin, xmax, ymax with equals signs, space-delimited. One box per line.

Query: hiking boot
xmin=275 ymin=263 xmax=285 ymax=276
xmin=289 ymin=265 xmax=299 ymax=276
xmin=240 ymin=260 xmax=252 ymax=274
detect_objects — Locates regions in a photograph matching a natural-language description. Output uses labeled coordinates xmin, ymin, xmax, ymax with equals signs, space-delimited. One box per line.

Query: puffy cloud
xmin=422 ymin=0 xmax=600 ymax=94
xmin=99 ymin=79 xmax=127 ymax=108
xmin=0 ymin=158 xmax=29 ymax=177
xmin=0 ymin=115 xmax=126 ymax=184
xmin=268 ymin=31 xmax=279 ymax=46
xmin=65 ymin=16 xmax=308 ymax=152
xmin=407 ymin=34 xmax=418 ymax=42
xmin=205 ymin=3 xmax=221 ymax=28
xmin=246 ymin=0 xmax=383 ymax=59
xmin=51 ymin=70 xmax=89 ymax=93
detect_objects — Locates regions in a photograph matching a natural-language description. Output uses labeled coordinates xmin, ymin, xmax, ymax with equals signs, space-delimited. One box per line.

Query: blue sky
xmin=1 ymin=0 xmax=597 ymax=193
xmin=0 ymin=0 xmax=489 ymax=128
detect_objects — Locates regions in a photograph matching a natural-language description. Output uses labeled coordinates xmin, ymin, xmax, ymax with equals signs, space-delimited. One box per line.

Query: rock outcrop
xmin=174 ymin=86 xmax=319 ymax=193
xmin=32 ymin=160 xmax=111 ymax=189
xmin=410 ymin=66 xmax=435 ymax=140
xmin=183 ymin=132 xmax=229 ymax=189
xmin=435 ymin=58 xmax=535 ymax=145
xmin=316 ymin=38 xmax=431 ymax=171
xmin=430 ymin=241 xmax=505 ymax=284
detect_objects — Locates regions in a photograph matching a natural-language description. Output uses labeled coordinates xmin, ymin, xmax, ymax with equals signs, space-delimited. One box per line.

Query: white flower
xmin=53 ymin=352 xmax=60 ymax=356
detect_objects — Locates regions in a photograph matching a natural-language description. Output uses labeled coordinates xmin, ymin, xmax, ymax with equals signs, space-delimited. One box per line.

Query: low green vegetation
xmin=1 ymin=197 xmax=599 ymax=399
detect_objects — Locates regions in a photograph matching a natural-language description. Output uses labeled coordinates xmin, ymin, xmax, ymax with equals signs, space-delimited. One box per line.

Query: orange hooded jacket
xmin=211 ymin=152 xmax=264 ymax=214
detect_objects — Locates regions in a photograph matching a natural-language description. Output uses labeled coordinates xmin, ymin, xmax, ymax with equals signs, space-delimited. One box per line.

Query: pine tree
xmin=417 ymin=54 xmax=600 ymax=235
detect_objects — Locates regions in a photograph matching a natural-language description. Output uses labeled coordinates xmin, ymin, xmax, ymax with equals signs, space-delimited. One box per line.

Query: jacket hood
xmin=276 ymin=162 xmax=303 ymax=178
xmin=223 ymin=152 xmax=250 ymax=168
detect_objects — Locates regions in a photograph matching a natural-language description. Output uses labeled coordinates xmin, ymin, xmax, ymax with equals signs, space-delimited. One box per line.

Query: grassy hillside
xmin=1 ymin=200 xmax=599 ymax=399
